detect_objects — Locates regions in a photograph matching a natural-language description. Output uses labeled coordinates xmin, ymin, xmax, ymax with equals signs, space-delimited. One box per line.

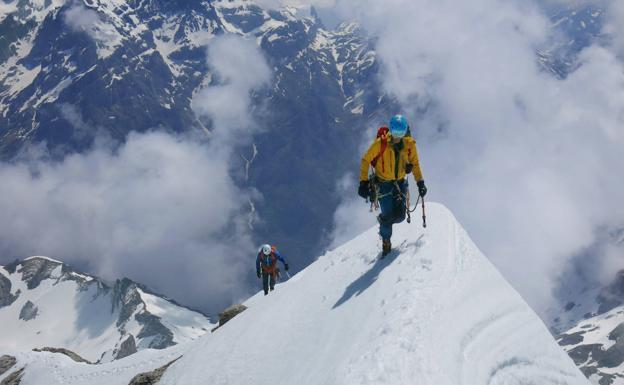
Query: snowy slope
xmin=160 ymin=202 xmax=589 ymax=385
xmin=3 ymin=203 xmax=590 ymax=385
xmin=0 ymin=257 xmax=213 ymax=363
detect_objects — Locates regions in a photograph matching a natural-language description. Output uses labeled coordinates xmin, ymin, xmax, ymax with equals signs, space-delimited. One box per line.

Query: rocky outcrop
xmin=0 ymin=368 xmax=23 ymax=385
xmin=112 ymin=279 xmax=177 ymax=350
xmin=211 ymin=304 xmax=247 ymax=332
xmin=19 ymin=301 xmax=38 ymax=321
xmin=33 ymin=347 xmax=92 ymax=364
xmin=115 ymin=335 xmax=137 ymax=360
xmin=135 ymin=313 xmax=175 ymax=349
xmin=218 ymin=304 xmax=247 ymax=327
xmin=0 ymin=356 xmax=16 ymax=376
xmin=0 ymin=274 xmax=17 ymax=308
xmin=128 ymin=357 xmax=180 ymax=385
xmin=17 ymin=258 xmax=62 ymax=290
xmin=113 ymin=279 xmax=144 ymax=326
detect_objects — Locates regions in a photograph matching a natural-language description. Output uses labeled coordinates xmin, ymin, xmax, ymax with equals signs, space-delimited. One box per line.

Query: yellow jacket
xmin=360 ymin=136 xmax=424 ymax=182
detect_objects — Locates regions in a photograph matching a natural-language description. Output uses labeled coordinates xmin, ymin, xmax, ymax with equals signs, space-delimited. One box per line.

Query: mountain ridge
xmin=0 ymin=256 xmax=213 ymax=363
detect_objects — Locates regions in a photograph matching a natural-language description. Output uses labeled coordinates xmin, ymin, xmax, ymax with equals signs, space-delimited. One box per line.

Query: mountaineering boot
xmin=382 ymin=239 xmax=391 ymax=257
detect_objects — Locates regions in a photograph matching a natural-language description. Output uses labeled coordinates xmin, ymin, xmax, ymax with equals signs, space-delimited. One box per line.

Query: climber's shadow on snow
xmin=332 ymin=248 xmax=402 ymax=309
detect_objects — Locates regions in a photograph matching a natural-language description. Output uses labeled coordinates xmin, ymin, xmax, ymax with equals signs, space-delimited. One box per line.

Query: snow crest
xmin=158 ymin=203 xmax=588 ymax=385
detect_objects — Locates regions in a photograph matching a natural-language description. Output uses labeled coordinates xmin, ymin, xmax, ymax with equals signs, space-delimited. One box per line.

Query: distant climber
xmin=358 ymin=114 xmax=427 ymax=256
xmin=256 ymin=244 xmax=289 ymax=295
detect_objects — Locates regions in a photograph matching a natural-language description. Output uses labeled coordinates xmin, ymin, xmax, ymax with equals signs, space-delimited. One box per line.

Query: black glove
xmin=358 ymin=181 xmax=370 ymax=199
xmin=284 ymin=263 xmax=289 ymax=271
xmin=417 ymin=180 xmax=427 ymax=197
xmin=256 ymin=269 xmax=261 ymax=278
xmin=405 ymin=163 xmax=413 ymax=174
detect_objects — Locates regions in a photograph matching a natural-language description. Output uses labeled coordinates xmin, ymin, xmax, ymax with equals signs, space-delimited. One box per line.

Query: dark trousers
xmin=262 ymin=272 xmax=276 ymax=295
xmin=377 ymin=180 xmax=408 ymax=240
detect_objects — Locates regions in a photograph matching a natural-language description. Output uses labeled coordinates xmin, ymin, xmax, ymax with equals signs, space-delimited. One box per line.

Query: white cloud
xmin=58 ymin=103 xmax=91 ymax=141
xmin=63 ymin=3 xmax=121 ymax=57
xmin=64 ymin=3 xmax=102 ymax=32
xmin=329 ymin=0 xmax=624 ymax=315
xmin=0 ymin=132 xmax=255 ymax=314
xmin=0 ymin=32 xmax=273 ymax=316
xmin=192 ymin=34 xmax=272 ymax=150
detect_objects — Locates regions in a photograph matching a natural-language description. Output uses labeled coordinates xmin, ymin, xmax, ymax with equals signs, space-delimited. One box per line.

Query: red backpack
xmin=371 ymin=127 xmax=389 ymax=171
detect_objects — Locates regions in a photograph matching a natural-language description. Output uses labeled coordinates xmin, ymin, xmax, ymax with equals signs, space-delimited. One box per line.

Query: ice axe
xmin=421 ymin=196 xmax=427 ymax=228
xmin=414 ymin=195 xmax=426 ymax=228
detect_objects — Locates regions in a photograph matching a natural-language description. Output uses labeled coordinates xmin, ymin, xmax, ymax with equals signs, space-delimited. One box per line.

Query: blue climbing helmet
xmin=389 ymin=114 xmax=408 ymax=137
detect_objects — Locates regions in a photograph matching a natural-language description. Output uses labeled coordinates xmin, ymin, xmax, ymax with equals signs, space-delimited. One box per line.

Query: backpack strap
xmin=371 ymin=127 xmax=389 ymax=172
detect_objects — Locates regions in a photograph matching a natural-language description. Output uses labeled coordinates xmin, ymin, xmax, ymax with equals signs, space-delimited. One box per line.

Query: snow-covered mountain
xmin=0 ymin=0 xmax=387 ymax=267
xmin=0 ymin=204 xmax=590 ymax=384
xmin=553 ymin=270 xmax=624 ymax=385
xmin=538 ymin=3 xmax=605 ymax=78
xmin=0 ymin=256 xmax=213 ymax=363
xmin=547 ymin=227 xmax=624 ymax=385
xmin=557 ymin=304 xmax=624 ymax=385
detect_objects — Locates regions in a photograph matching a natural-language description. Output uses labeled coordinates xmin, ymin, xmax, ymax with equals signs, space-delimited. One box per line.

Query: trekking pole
xmin=286 ymin=271 xmax=291 ymax=279
xmin=421 ymin=196 xmax=427 ymax=228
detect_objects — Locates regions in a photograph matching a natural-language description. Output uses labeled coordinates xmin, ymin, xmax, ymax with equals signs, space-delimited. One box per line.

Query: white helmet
xmin=261 ymin=244 xmax=272 ymax=255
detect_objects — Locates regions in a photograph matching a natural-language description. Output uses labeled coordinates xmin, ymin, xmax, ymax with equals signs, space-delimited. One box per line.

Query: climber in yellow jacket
xmin=358 ymin=115 xmax=427 ymax=256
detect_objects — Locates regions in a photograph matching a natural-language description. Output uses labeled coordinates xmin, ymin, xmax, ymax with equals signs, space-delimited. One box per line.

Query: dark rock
xmin=115 ymin=335 xmax=138 ymax=360
xmin=128 ymin=357 xmax=181 ymax=385
xmin=0 ymin=356 xmax=16 ymax=376
xmin=0 ymin=274 xmax=18 ymax=308
xmin=19 ymin=301 xmax=38 ymax=321
xmin=17 ymin=258 xmax=62 ymax=290
xmin=218 ymin=304 xmax=247 ymax=327
xmin=113 ymin=278 xmax=143 ymax=326
xmin=608 ymin=322 xmax=624 ymax=342
xmin=33 ymin=347 xmax=92 ymax=364
xmin=558 ymin=331 xmax=585 ymax=346
xmin=564 ymin=301 xmax=575 ymax=311
xmin=579 ymin=365 xmax=597 ymax=378
xmin=3 ymin=260 xmax=19 ymax=275
xmin=599 ymin=340 xmax=624 ymax=368
xmin=568 ymin=344 xmax=603 ymax=365
xmin=598 ymin=372 xmax=616 ymax=385
xmin=211 ymin=304 xmax=247 ymax=332
xmin=135 ymin=312 xmax=174 ymax=349
xmin=0 ymin=367 xmax=23 ymax=385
